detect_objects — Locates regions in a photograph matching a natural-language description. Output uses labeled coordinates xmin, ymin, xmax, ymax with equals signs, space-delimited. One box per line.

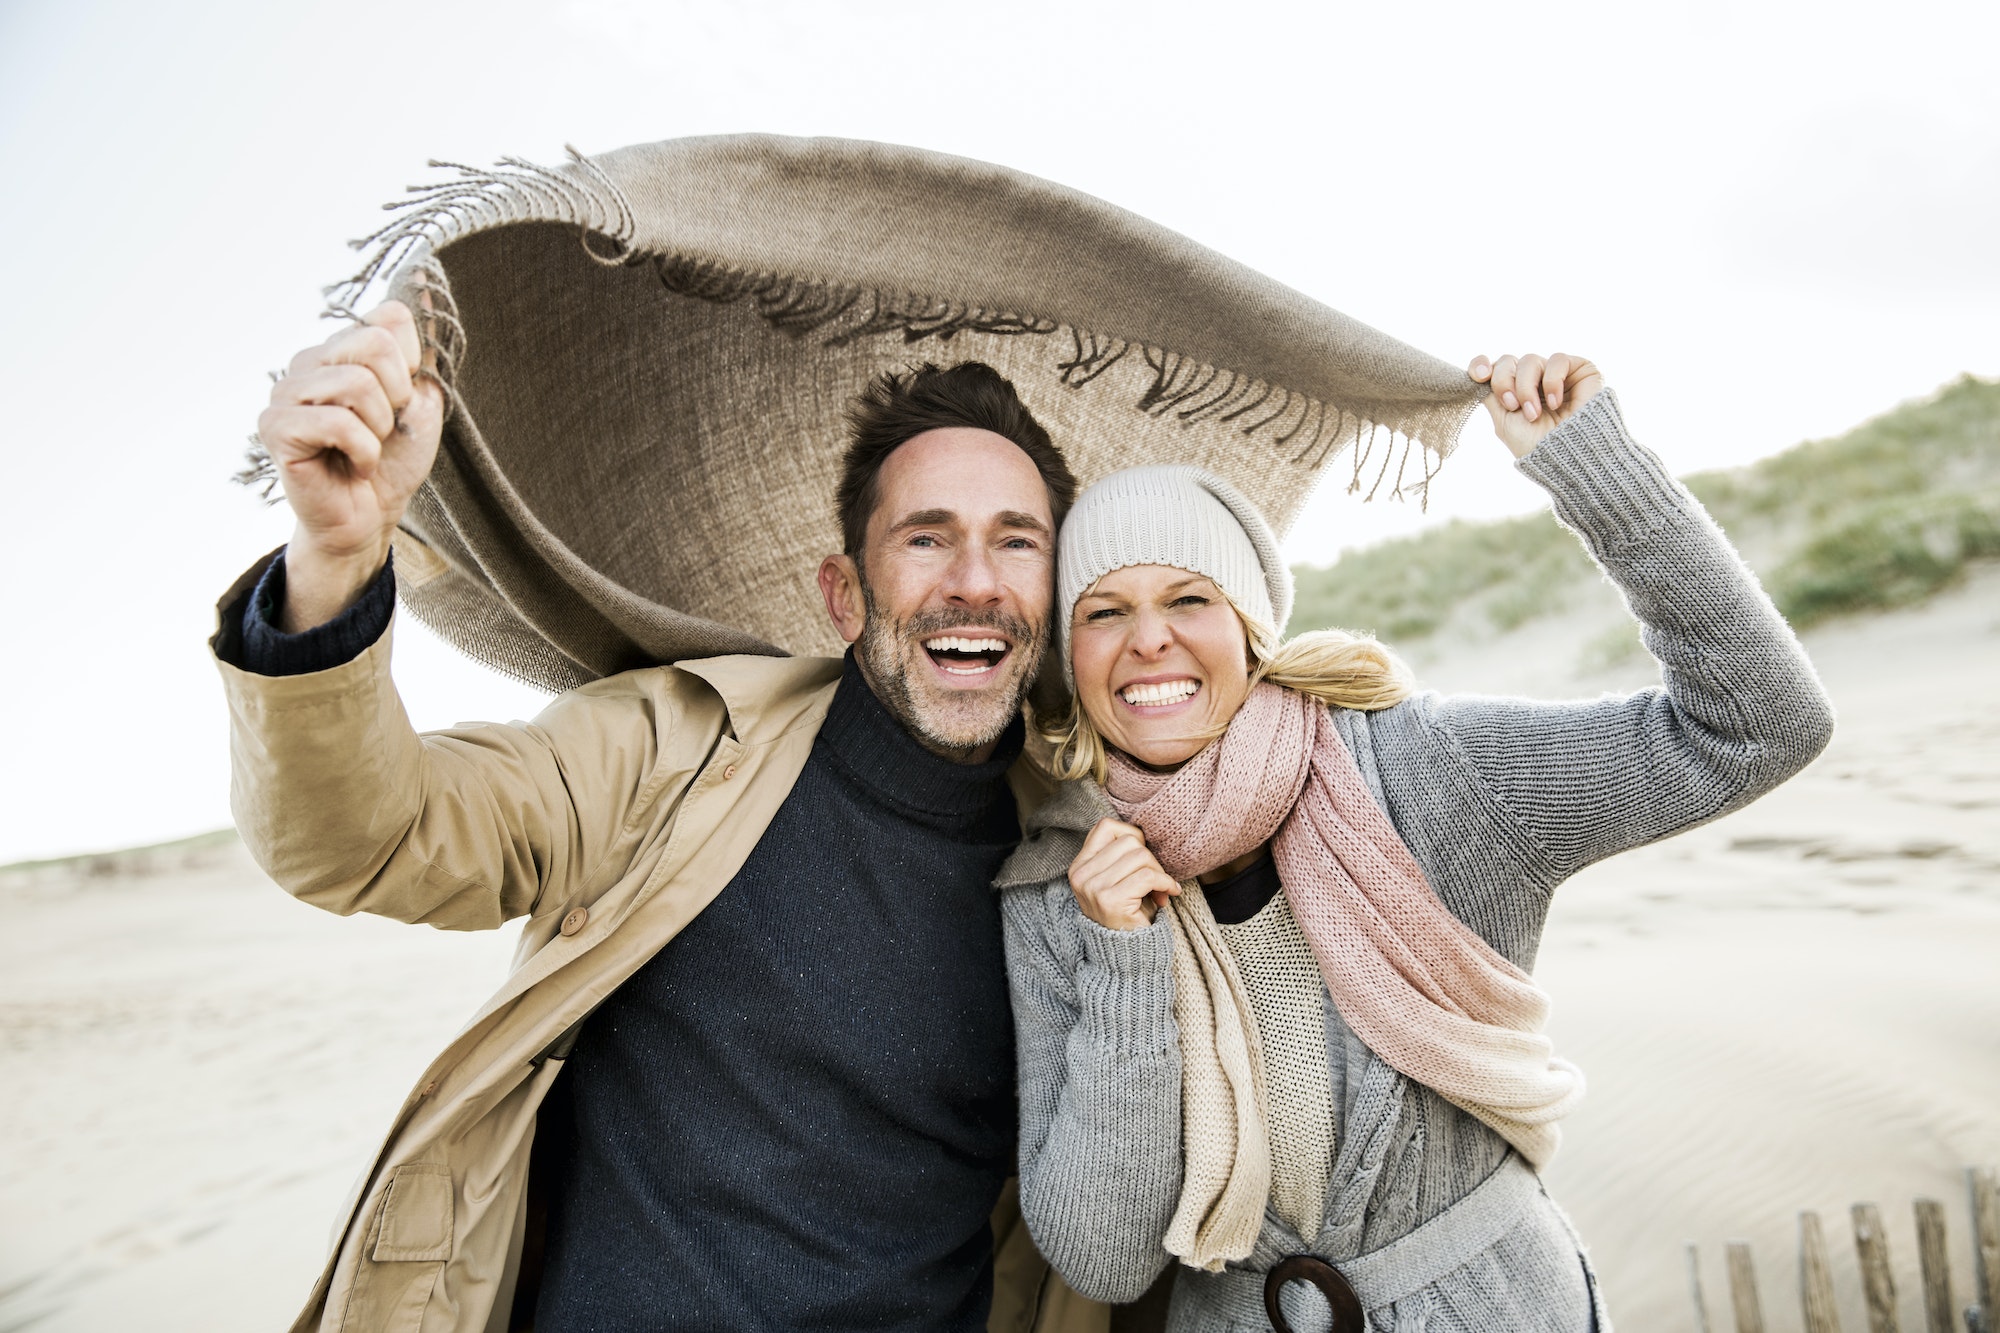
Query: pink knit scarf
xmin=1104 ymin=682 xmax=1583 ymax=1168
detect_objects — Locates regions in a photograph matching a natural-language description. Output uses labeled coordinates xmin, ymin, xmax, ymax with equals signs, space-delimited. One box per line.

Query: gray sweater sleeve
xmin=1001 ymin=880 xmax=1184 ymax=1303
xmin=1424 ymin=388 xmax=1837 ymax=884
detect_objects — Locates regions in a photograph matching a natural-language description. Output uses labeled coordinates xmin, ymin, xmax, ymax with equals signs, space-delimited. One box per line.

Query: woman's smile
xmin=1072 ymin=565 xmax=1252 ymax=770
xmin=1118 ymin=675 xmax=1203 ymax=710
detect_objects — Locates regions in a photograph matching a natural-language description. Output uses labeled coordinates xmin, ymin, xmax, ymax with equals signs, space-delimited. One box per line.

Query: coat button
xmin=560 ymin=907 xmax=588 ymax=936
xmin=722 ymin=764 xmax=738 ymax=780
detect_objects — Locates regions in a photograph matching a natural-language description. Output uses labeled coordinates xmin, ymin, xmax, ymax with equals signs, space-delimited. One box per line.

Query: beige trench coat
xmin=211 ymin=559 xmax=1108 ymax=1333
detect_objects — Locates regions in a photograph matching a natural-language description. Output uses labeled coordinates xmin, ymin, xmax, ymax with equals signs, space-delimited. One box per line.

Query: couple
xmin=217 ymin=299 xmax=1831 ymax=1332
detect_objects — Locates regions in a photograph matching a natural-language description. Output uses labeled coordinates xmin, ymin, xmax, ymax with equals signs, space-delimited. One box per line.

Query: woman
xmin=997 ymin=354 xmax=1835 ymax=1332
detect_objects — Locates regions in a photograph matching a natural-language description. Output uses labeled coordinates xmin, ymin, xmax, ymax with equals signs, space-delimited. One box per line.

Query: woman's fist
xmin=1469 ymin=352 xmax=1603 ymax=458
xmin=1069 ymin=818 xmax=1181 ymax=932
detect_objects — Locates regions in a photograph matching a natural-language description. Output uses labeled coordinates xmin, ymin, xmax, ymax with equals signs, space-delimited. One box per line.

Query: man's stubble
xmin=854 ymin=576 xmax=1047 ymax=762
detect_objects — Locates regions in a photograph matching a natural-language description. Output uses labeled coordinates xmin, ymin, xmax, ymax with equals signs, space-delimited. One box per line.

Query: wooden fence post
xmin=1802 ymin=1210 xmax=1844 ymax=1333
xmin=1689 ymin=1242 xmax=1714 ymax=1333
xmin=1729 ymin=1241 xmax=1767 ymax=1333
xmin=1854 ymin=1202 xmax=1900 ymax=1333
xmin=1913 ymin=1199 xmax=1953 ymax=1333
xmin=1973 ymin=1169 xmax=2000 ymax=1326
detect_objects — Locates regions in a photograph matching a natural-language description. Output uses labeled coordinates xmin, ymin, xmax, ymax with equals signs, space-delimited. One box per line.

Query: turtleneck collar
xmin=815 ymin=651 xmax=1024 ymax=828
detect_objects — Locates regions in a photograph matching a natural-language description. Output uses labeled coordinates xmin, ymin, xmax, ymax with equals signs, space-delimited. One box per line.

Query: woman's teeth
xmin=1121 ymin=680 xmax=1199 ymax=707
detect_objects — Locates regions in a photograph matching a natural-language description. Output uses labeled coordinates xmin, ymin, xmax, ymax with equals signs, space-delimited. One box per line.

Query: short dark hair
xmin=837 ymin=361 xmax=1077 ymax=559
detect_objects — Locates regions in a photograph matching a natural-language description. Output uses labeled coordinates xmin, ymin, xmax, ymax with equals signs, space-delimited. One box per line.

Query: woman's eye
xmin=1172 ymin=596 xmax=1210 ymax=608
xmin=1083 ymin=607 xmax=1122 ymax=622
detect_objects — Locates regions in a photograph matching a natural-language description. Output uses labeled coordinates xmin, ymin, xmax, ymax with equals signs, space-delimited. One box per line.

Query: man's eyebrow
xmin=887 ymin=508 xmax=959 ymax=533
xmin=887 ymin=508 xmax=1051 ymax=536
xmin=995 ymin=510 xmax=1051 ymax=535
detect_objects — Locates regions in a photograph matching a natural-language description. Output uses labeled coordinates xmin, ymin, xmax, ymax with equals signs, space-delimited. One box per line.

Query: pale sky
xmin=1 ymin=0 xmax=1995 ymax=864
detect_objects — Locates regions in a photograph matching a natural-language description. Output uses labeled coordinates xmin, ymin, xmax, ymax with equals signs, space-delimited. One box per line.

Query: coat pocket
xmin=371 ymin=1162 xmax=455 ymax=1263
xmin=334 ymin=1164 xmax=454 ymax=1333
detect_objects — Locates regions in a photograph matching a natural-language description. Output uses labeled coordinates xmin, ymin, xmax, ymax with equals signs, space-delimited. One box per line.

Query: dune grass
xmin=1289 ymin=374 xmax=2000 ymax=640
xmin=0 ymin=827 xmax=239 ymax=877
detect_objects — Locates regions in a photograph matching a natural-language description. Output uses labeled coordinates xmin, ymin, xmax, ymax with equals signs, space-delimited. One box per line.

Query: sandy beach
xmin=3 ymin=569 xmax=1996 ymax=1333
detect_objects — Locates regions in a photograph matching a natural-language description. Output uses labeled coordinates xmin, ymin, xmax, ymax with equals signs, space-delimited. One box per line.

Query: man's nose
xmin=942 ymin=544 xmax=1004 ymax=607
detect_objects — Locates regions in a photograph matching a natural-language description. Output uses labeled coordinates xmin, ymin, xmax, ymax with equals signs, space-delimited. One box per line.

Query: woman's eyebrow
xmin=1079 ymin=575 xmax=1213 ymax=606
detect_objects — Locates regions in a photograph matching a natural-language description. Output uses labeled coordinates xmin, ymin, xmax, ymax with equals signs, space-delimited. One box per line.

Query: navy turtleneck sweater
xmin=223 ymin=564 xmax=1025 ymax=1329
xmin=534 ymin=652 xmax=1024 ymax=1332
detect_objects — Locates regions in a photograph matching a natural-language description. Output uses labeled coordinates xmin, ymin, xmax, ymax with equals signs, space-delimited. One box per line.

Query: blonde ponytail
xmin=1039 ymin=600 xmax=1414 ymax=784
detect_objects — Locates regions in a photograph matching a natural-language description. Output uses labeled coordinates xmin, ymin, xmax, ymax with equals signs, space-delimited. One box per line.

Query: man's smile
xmin=921 ymin=633 xmax=1014 ymax=682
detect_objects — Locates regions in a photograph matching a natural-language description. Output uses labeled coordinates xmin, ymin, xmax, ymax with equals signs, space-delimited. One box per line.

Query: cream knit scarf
xmin=1105 ymin=683 xmax=1585 ymax=1269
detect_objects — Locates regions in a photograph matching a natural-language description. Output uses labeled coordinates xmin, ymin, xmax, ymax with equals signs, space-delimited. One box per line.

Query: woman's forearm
xmin=1003 ymin=885 xmax=1185 ymax=1304
xmin=1437 ymin=388 xmax=1836 ymax=879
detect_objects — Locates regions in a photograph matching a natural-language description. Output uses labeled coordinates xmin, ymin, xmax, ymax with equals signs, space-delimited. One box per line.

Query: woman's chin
xmin=1108 ymin=734 xmax=1208 ymax=773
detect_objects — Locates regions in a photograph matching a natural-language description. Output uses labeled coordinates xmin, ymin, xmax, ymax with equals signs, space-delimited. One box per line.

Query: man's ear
xmin=818 ymin=554 xmax=867 ymax=645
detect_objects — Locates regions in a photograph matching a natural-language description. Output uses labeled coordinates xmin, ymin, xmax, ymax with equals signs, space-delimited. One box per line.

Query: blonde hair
xmin=1038 ymin=597 xmax=1415 ymax=784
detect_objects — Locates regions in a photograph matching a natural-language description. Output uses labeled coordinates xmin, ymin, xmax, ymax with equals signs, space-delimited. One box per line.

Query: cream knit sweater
xmin=1218 ymin=892 xmax=1335 ymax=1240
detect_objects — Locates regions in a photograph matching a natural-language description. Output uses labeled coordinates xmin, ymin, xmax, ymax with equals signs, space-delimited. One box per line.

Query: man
xmin=215 ymin=300 xmax=1090 ymax=1331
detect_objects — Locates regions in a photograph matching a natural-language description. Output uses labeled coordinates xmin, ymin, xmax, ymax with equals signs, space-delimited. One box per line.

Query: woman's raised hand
xmin=1469 ymin=353 xmax=1603 ymax=459
xmin=1069 ymin=818 xmax=1182 ymax=932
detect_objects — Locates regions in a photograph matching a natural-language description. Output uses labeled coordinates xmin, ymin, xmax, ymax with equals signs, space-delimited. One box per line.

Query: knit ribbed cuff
xmin=234 ymin=549 xmax=397 ymax=677
xmin=1516 ymin=389 xmax=1689 ymax=554
xmin=1076 ymin=913 xmax=1177 ymax=1057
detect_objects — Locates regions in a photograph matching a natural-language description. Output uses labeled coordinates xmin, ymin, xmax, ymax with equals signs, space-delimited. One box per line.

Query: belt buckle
xmin=1263 ymin=1254 xmax=1364 ymax=1333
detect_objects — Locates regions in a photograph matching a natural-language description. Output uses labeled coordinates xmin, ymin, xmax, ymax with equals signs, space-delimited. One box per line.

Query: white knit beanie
xmin=1057 ymin=466 xmax=1294 ymax=686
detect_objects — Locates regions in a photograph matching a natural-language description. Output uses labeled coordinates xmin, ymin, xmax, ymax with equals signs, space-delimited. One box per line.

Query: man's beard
xmin=854 ymin=579 xmax=1046 ymax=761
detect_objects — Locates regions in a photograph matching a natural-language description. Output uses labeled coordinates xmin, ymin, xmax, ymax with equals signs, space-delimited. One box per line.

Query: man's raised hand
xmin=256 ymin=300 xmax=443 ymax=631
xmin=1468 ymin=352 xmax=1604 ymax=459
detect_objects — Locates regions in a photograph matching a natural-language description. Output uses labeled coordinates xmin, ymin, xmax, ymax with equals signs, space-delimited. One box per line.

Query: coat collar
xmin=671 ymin=651 xmax=1058 ymax=830
xmin=673 ymin=653 xmax=843 ymax=745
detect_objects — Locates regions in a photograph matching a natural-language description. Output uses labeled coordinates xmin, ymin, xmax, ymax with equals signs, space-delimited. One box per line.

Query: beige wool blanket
xmin=242 ymin=136 xmax=1484 ymax=692
xmin=1107 ymin=684 xmax=1586 ymax=1269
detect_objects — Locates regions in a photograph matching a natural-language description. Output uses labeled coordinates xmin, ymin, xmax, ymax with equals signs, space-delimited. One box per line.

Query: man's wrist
xmin=281 ymin=531 xmax=394 ymax=633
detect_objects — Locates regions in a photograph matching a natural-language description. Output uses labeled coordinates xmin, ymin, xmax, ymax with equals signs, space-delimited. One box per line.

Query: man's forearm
xmin=229 ymin=548 xmax=397 ymax=678
xmin=281 ymin=529 xmax=394 ymax=632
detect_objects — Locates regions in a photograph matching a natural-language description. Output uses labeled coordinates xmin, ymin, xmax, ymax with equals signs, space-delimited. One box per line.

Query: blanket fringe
xmin=324 ymin=146 xmax=633 ymax=319
xmin=236 ymin=149 xmax=1448 ymax=508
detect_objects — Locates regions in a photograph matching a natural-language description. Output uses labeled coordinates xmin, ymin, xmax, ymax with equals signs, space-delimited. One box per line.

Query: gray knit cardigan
xmin=996 ymin=390 xmax=1836 ymax=1332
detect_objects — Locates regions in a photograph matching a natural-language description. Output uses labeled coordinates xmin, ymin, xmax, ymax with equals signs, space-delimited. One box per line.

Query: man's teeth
xmin=924 ymin=636 xmax=1009 ymax=654
xmin=1121 ymin=680 xmax=1199 ymax=706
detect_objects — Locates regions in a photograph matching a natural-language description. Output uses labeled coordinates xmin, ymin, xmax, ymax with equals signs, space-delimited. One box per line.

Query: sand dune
xmin=3 ymin=570 xmax=1996 ymax=1332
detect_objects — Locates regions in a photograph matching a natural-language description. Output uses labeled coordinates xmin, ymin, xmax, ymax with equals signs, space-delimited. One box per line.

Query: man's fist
xmin=1468 ymin=352 xmax=1604 ymax=459
xmin=256 ymin=301 xmax=443 ymax=631
xmin=1069 ymin=818 xmax=1181 ymax=932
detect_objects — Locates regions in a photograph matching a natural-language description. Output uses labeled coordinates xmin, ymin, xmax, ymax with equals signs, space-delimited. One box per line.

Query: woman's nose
xmin=1129 ymin=608 xmax=1173 ymax=656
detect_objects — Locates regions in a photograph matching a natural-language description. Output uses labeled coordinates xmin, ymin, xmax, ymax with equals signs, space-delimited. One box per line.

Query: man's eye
xmin=1002 ymin=537 xmax=1038 ymax=550
xmin=910 ymin=535 xmax=939 ymax=548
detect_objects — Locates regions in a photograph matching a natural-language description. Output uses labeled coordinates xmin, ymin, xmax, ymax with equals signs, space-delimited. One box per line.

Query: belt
xmin=1208 ymin=1156 xmax=1544 ymax=1331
